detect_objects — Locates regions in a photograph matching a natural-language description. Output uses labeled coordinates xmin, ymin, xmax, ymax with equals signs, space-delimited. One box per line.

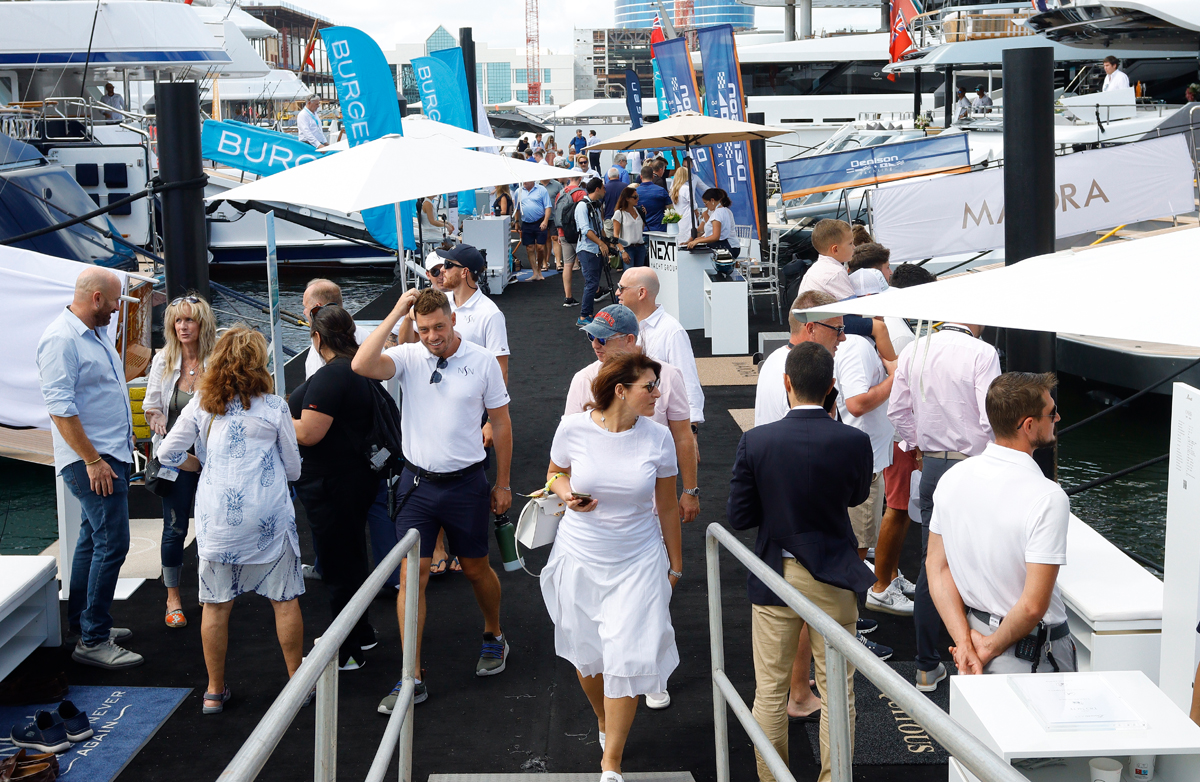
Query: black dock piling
xmin=155 ymin=81 xmax=209 ymax=300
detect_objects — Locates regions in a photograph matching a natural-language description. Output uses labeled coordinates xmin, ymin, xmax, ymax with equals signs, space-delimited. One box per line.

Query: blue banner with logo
xmin=413 ymin=47 xmax=478 ymax=216
xmin=624 ymin=69 xmax=644 ymax=130
xmin=202 ymin=120 xmax=322 ymax=178
xmin=777 ymin=133 xmax=972 ymax=200
xmin=652 ymin=36 xmax=715 ymax=191
xmin=322 ymin=26 xmax=415 ymax=251
xmin=697 ymin=24 xmax=759 ymax=240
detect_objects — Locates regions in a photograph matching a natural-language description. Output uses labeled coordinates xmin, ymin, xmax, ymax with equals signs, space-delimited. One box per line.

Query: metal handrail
xmin=218 ymin=527 xmax=422 ymax=782
xmin=705 ymin=523 xmax=1028 ymax=782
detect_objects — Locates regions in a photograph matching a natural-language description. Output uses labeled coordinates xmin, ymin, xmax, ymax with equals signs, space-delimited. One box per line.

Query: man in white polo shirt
xmin=354 ymin=288 xmax=514 ymax=712
xmin=926 ymin=372 xmax=1074 ymax=675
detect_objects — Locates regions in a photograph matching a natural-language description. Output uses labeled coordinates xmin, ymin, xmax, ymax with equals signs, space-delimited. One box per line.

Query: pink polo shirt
xmin=797 ymin=255 xmax=855 ymax=301
xmin=564 ymin=358 xmax=691 ymax=427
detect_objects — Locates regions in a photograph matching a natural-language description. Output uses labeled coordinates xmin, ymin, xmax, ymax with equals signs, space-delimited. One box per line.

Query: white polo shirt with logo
xmin=383 ymin=338 xmax=510 ymax=472
xmin=452 ymin=288 xmax=509 ymax=358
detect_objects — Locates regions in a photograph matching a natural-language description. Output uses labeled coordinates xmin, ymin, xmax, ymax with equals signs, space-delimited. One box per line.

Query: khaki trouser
xmin=751 ymin=558 xmax=859 ymax=782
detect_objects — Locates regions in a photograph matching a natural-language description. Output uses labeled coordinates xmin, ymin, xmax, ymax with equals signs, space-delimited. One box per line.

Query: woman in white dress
xmin=541 ymin=352 xmax=683 ymax=782
xmin=158 ymin=325 xmax=304 ymax=715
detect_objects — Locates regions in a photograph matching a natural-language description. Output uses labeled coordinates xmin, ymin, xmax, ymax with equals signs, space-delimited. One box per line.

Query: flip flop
xmin=430 ymin=558 xmax=449 ymax=576
xmin=788 ymin=707 xmax=821 ymax=723
xmin=203 ymin=686 xmax=232 ymax=715
xmin=448 ymin=557 xmax=463 ymax=573
xmin=165 ymin=608 xmax=187 ymax=628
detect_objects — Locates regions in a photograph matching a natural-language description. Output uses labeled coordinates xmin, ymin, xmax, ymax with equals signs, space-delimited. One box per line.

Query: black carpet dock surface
xmin=16 ymin=262 xmax=955 ymax=781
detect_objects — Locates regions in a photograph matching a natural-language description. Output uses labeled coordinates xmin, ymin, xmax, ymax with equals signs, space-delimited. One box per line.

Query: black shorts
xmin=394 ymin=467 xmax=491 ymax=559
xmin=521 ymin=221 xmax=548 ymax=246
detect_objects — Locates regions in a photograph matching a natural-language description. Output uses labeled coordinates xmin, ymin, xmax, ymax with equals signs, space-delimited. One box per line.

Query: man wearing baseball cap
xmin=563 ymin=304 xmax=700 ymax=713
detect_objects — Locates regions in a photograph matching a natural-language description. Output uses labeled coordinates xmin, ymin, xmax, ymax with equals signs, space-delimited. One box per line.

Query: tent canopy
xmin=322 ymin=116 xmax=501 ymax=153
xmin=793 ymin=227 xmax=1200 ymax=350
xmin=207 ymin=134 xmax=573 ymax=214
xmin=585 ymin=111 xmax=788 ymax=151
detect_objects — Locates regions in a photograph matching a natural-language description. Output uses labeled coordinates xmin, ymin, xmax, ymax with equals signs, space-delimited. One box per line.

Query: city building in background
xmin=242 ymin=1 xmax=336 ymax=100
xmin=574 ymin=28 xmax=655 ymax=100
xmin=386 ymin=26 xmax=576 ymax=108
xmin=615 ymin=0 xmax=754 ymax=30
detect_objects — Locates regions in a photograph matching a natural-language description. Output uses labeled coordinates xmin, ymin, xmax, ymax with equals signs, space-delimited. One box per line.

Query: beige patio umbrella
xmin=585 ymin=111 xmax=788 ymax=235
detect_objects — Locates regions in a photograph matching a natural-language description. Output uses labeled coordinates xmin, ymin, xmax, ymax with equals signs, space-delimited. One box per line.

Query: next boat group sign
xmin=871 ymin=134 xmax=1196 ymax=263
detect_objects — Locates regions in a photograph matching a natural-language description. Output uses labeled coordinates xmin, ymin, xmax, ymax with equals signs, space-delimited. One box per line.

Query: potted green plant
xmin=662 ymin=206 xmax=682 ymax=236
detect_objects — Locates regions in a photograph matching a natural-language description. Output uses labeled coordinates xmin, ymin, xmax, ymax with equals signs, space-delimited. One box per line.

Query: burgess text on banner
xmin=652 ymin=36 xmax=716 ymax=190
xmin=777 ymin=133 xmax=971 ymax=200
xmin=414 ymin=47 xmax=478 ymax=217
xmin=201 ymin=120 xmax=322 ymax=178
xmin=697 ymin=24 xmax=760 ymax=240
xmin=871 ymin=135 xmax=1197 ymax=263
xmin=322 ymin=26 xmax=415 ymax=251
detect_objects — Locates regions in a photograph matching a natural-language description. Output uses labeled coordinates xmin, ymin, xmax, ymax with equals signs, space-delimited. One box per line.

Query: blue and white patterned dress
xmin=159 ymin=393 xmax=304 ymax=601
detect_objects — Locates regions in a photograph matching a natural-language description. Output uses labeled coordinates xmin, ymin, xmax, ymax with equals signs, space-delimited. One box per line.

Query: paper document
xmin=1008 ymin=673 xmax=1146 ymax=732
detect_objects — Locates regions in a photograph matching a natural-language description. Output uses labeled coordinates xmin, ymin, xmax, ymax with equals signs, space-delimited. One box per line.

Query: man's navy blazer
xmin=727 ymin=407 xmax=876 ymax=606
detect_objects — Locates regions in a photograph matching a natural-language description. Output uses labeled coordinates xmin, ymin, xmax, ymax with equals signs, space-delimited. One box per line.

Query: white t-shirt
xmin=884 ymin=316 xmax=916 ymax=358
xmin=706 ymin=205 xmax=735 ymax=242
xmin=550 ymin=412 xmax=677 ymax=564
xmin=305 ymin=323 xmax=372 ymax=379
xmin=637 ymin=305 xmax=704 ymax=423
xmin=612 ymin=209 xmax=644 ymax=246
xmin=451 ymin=288 xmax=509 ymax=357
xmin=1103 ymin=69 xmax=1130 ymax=92
xmin=930 ymin=442 xmax=1070 ymax=625
xmin=382 ymin=338 xmax=510 ymax=472
xmin=753 ymin=343 xmax=791 ymax=427
xmin=834 ymin=334 xmax=894 ymax=473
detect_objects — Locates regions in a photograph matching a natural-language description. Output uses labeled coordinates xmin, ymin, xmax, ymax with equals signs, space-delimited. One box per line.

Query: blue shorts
xmin=521 ymin=221 xmax=548 ymax=246
xmin=394 ymin=467 xmax=491 ymax=559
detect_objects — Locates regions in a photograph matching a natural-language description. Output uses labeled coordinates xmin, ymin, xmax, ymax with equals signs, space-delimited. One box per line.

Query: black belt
xmin=405 ymin=460 xmax=485 ymax=483
xmin=969 ymin=608 xmax=1070 ymax=641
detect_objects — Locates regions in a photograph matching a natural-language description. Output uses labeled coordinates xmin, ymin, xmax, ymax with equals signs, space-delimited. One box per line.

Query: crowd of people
xmin=38 ymin=204 xmax=1082 ymax=782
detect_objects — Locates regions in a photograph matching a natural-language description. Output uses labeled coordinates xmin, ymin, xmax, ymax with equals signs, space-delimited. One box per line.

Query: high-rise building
xmin=574 ymin=28 xmax=654 ymax=100
xmin=614 ymin=0 xmax=753 ymax=30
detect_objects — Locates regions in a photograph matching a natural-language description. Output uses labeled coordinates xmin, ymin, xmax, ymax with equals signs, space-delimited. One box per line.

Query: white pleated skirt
xmin=540 ymin=541 xmax=679 ymax=699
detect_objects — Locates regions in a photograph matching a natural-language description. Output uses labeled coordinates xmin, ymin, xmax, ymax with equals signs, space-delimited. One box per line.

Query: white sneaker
xmin=599 ymin=772 xmax=623 ymax=782
xmin=865 ymin=581 xmax=914 ymax=616
xmin=895 ymin=570 xmax=917 ymax=597
xmin=645 ymin=691 xmax=671 ymax=710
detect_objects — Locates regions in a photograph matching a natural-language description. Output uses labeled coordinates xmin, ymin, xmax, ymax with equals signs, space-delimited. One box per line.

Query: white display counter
xmin=704 ymin=270 xmax=748 ymax=355
xmin=949 ymin=670 xmax=1200 ymax=782
xmin=0 ymin=555 xmax=61 ymax=681
xmin=463 ymin=216 xmax=511 ymax=294
xmin=647 ymin=231 xmax=712 ymax=331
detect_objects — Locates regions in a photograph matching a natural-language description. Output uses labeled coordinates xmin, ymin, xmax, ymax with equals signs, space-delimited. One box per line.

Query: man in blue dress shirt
xmin=37 ymin=266 xmax=143 ymax=670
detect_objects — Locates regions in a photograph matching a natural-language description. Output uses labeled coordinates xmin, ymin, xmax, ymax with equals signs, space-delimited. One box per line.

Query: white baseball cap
xmin=850 ymin=268 xmax=889 ymax=297
xmin=424 ymin=249 xmax=445 ymax=271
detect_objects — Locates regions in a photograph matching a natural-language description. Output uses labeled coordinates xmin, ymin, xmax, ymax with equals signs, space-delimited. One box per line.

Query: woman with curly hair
xmin=158 ymin=325 xmax=303 ymax=715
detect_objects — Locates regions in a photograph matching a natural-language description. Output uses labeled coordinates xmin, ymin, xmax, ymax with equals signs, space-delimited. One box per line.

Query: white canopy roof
xmin=207 ymin=134 xmax=574 ymax=214
xmin=322 ymin=116 xmax=502 ymax=152
xmin=207 ymin=70 xmax=310 ymax=103
xmin=794 ymin=227 xmax=1200 ymax=349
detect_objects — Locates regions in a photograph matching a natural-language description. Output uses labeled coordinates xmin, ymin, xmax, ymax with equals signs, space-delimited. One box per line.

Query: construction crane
xmin=525 ymin=0 xmax=541 ymax=104
xmin=673 ymin=0 xmax=694 ymax=31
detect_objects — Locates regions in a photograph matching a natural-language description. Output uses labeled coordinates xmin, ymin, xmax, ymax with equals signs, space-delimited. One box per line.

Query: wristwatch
xmin=683 ymin=487 xmax=700 ymax=498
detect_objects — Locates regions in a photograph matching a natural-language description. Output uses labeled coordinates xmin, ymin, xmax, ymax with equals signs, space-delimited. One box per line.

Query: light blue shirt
xmin=575 ymin=199 xmax=601 ymax=255
xmin=615 ymin=164 xmax=630 ymax=185
xmin=516 ymin=184 xmax=552 ymax=224
xmin=37 ymin=307 xmax=134 ymax=473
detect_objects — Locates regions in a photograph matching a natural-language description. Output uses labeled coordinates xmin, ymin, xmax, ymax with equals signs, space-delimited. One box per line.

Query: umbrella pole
xmin=395 ymin=201 xmax=408 ymax=292
xmin=686 ymin=143 xmax=698 ymax=240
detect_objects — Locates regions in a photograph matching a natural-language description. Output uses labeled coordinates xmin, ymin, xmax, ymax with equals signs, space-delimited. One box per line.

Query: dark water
xmin=0 ymin=277 xmax=1173 ymax=568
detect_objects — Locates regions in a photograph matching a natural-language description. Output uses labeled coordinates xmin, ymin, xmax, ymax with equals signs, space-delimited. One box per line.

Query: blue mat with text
xmin=0 ymin=685 xmax=190 ymax=781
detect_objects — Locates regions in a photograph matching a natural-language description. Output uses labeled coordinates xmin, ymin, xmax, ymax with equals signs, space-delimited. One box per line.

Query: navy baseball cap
xmin=435 ymin=243 xmax=485 ymax=274
xmin=583 ymin=304 xmax=639 ymax=340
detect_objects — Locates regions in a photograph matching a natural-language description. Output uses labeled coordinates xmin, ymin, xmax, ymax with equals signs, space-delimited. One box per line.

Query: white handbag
xmin=515 ymin=489 xmax=566 ymax=550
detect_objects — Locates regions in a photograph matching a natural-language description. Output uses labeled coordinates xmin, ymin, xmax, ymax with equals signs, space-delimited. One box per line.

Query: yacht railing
xmin=705 ymin=523 xmax=1028 ymax=782
xmin=217 ymin=527 xmax=421 ymax=782
xmin=910 ymin=2 xmax=1036 ymax=50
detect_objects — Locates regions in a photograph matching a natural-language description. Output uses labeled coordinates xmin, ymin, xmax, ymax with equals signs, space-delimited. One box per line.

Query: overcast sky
xmin=291 ymin=1 xmax=884 ymax=55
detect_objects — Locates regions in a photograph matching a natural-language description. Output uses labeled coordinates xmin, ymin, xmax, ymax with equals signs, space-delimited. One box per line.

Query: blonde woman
xmin=158 ymin=325 xmax=303 ymax=715
xmin=144 ymin=293 xmax=217 ymax=628
xmin=669 ymin=166 xmax=700 ymax=244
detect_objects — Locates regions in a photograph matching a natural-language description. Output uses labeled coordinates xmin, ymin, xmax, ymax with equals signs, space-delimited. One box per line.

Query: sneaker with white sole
xmin=599 ymin=772 xmax=624 ymax=782
xmin=856 ymin=632 xmax=893 ymax=661
xmin=476 ymin=633 xmax=509 ymax=676
xmin=915 ymin=662 xmax=947 ymax=693
xmin=645 ymin=691 xmax=671 ymax=709
xmin=856 ymin=617 xmax=878 ymax=634
xmin=895 ymin=569 xmax=917 ymax=597
xmin=378 ymin=678 xmax=427 ymax=714
xmin=71 ymin=638 xmax=143 ymax=670
xmin=865 ymin=581 xmax=915 ymax=616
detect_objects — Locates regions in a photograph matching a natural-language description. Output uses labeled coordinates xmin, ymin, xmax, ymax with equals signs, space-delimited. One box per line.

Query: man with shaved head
xmin=38 ymin=266 xmax=143 ymax=670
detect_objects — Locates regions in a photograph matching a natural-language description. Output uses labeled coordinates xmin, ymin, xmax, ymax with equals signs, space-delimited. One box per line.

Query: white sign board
xmin=872 ymin=134 xmax=1197 ymax=263
xmin=1160 ymin=382 xmax=1200 ymax=713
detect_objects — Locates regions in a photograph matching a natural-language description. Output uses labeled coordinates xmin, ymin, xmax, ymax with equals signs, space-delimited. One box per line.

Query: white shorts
xmin=199 ymin=544 xmax=305 ymax=603
xmin=540 ymin=542 xmax=679 ymax=698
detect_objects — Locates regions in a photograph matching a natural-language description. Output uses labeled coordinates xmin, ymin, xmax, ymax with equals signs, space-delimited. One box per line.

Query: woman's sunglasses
xmin=170 ymin=296 xmax=201 ymax=307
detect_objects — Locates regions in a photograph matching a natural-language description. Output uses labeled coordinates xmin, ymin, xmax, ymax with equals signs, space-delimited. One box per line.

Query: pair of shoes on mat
xmin=10 ymin=700 xmax=92 ymax=753
xmin=2 ymin=749 xmax=60 ymax=781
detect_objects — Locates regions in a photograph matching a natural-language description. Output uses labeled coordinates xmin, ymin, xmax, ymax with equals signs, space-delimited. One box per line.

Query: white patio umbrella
xmin=585 ymin=111 xmax=788 ymax=235
xmin=321 ymin=116 xmax=501 ymax=153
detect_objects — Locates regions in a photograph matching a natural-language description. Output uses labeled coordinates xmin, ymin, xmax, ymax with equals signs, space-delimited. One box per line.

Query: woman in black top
xmin=290 ymin=305 xmax=378 ymax=670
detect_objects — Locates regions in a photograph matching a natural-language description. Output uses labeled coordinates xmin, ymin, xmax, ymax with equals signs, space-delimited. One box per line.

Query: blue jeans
xmin=367 ymin=479 xmax=399 ymax=588
xmin=578 ymin=249 xmax=603 ymax=319
xmin=624 ymin=243 xmax=648 ymax=267
xmin=160 ymin=468 xmax=199 ymax=589
xmin=61 ymin=455 xmax=131 ymax=647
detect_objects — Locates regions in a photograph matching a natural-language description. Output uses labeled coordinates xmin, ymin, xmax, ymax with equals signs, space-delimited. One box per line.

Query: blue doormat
xmin=0 ymin=685 xmax=190 ymax=781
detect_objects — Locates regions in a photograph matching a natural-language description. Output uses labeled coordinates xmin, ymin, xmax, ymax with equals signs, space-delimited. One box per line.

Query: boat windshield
xmin=742 ymin=62 xmax=943 ymax=97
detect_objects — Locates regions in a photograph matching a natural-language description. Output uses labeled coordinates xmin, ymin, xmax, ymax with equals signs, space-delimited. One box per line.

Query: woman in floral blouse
xmin=158 ymin=325 xmax=303 ymax=715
